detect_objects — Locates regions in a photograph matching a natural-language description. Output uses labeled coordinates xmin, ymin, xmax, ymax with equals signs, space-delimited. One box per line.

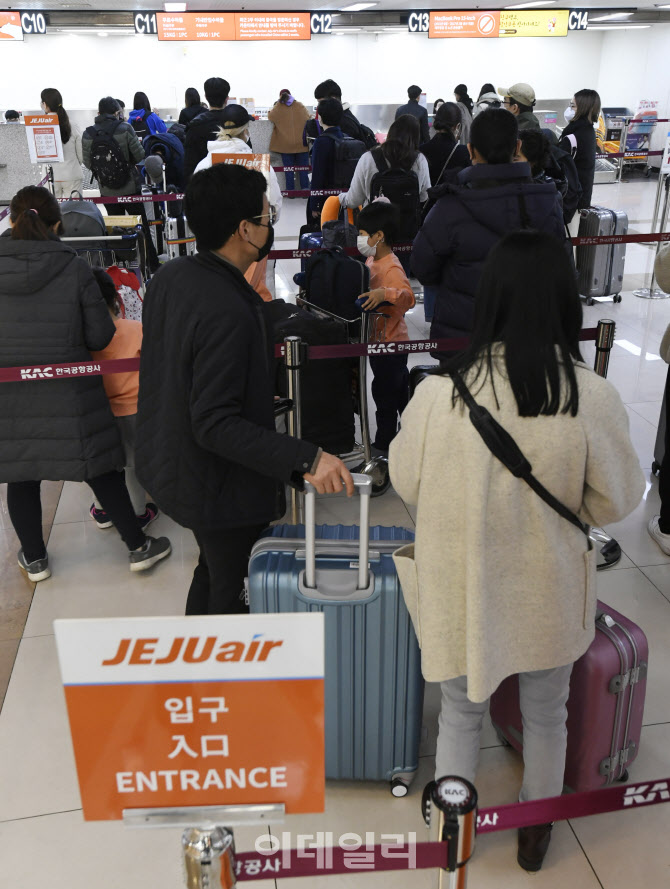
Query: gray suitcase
xmin=166 ymin=214 xmax=197 ymax=259
xmin=246 ymin=475 xmax=424 ymax=795
xmin=576 ymin=206 xmax=628 ymax=305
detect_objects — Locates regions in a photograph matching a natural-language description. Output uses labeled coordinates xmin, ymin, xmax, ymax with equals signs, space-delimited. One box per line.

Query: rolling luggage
xmin=247 ymin=476 xmax=424 ymax=793
xmin=304 ymin=247 xmax=369 ymax=321
xmin=576 ymin=206 xmax=628 ymax=305
xmin=166 ymin=214 xmax=196 ymax=259
xmin=490 ymin=601 xmax=648 ymax=792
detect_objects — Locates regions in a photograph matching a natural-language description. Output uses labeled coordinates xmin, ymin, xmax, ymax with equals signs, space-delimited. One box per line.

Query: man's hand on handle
xmin=304 ymin=452 xmax=355 ymax=496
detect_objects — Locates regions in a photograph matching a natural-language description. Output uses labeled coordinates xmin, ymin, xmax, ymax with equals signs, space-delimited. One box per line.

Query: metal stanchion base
xmin=590 ymin=528 xmax=622 ymax=570
xmin=633 ymin=288 xmax=670 ymax=299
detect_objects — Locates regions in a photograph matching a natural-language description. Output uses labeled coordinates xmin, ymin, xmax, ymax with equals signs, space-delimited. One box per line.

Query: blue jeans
xmin=281 ymin=152 xmax=310 ymax=191
xmin=423 ymin=285 xmax=438 ymax=323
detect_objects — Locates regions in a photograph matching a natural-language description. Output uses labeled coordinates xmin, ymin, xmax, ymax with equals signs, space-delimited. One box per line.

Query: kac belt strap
xmin=449 ymin=370 xmax=590 ymax=537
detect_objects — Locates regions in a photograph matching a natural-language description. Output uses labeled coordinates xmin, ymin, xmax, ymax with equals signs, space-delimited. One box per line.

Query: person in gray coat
xmin=0 ymin=186 xmax=171 ymax=582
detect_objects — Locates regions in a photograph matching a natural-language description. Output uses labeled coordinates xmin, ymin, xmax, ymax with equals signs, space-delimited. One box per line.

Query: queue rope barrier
xmin=0 ymin=328 xmax=600 ymax=383
xmin=231 ymin=774 xmax=670 ymax=881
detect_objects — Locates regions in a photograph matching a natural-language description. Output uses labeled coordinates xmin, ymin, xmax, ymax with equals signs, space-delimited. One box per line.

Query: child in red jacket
xmin=357 ymin=200 xmax=416 ymax=453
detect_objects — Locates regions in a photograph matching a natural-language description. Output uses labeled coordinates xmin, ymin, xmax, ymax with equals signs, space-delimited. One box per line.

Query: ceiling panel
xmin=13 ymin=1 xmax=667 ymax=11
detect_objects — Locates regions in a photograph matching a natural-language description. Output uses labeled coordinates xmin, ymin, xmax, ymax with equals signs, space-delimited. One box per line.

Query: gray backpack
xmin=60 ymin=191 xmax=107 ymax=238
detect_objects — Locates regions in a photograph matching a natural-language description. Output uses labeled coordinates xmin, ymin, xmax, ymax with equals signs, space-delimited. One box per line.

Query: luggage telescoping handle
xmin=303 ymin=473 xmax=372 ymax=591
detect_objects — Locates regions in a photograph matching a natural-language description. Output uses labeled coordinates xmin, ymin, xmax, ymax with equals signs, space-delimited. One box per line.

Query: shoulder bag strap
xmin=450 ymin=370 xmax=590 ymax=537
xmin=434 ymin=144 xmax=460 ymax=188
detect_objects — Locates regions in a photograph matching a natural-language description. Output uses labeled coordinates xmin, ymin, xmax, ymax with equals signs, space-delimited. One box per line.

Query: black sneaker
xmin=129 ymin=536 xmax=172 ymax=572
xmin=137 ymin=502 xmax=159 ymax=530
xmin=17 ymin=549 xmax=51 ymax=582
xmin=90 ymin=504 xmax=113 ymax=529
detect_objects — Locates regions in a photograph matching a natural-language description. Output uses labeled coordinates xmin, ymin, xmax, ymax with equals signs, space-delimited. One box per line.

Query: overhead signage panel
xmin=428 ymin=9 xmax=569 ymax=38
xmin=152 ymin=11 xmax=311 ymax=41
xmin=0 ymin=11 xmax=24 ymax=40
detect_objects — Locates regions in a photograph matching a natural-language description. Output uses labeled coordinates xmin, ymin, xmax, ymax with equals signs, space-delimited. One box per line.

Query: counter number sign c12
xmin=568 ymin=10 xmax=589 ymax=30
xmin=408 ymin=11 xmax=430 ymax=32
xmin=310 ymin=13 xmax=332 ymax=34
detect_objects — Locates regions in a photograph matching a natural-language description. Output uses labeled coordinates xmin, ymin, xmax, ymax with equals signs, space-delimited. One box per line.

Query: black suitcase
xmin=268 ymin=300 xmax=356 ymax=455
xmin=304 ymin=247 xmax=369 ymax=322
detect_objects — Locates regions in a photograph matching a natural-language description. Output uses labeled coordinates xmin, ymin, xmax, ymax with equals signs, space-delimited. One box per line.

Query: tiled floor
xmin=2 ymin=177 xmax=670 ymax=887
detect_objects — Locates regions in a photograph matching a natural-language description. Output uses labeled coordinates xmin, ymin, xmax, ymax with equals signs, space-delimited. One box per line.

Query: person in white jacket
xmin=473 ymin=83 xmax=502 ymax=117
xmin=390 ymin=230 xmax=644 ymax=874
xmin=193 ymin=104 xmax=282 ymax=221
xmin=40 ymin=88 xmax=83 ymax=199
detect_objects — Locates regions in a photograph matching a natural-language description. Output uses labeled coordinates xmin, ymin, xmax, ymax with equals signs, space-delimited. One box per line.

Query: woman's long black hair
xmin=133 ymin=91 xmax=152 ymax=113
xmin=40 ymin=88 xmax=71 ymax=145
xmin=445 ymin=231 xmax=584 ymax=417
xmin=382 ymin=114 xmax=420 ymax=170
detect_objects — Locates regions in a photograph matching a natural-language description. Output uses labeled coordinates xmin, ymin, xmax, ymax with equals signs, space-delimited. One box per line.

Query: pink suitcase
xmin=489 ymin=601 xmax=648 ymax=793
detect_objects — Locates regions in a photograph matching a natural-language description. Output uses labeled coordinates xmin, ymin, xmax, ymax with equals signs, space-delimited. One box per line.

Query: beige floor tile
xmin=603 ymin=476 xmax=670 ymax=568
xmin=640 ymin=562 xmax=670 ymax=604
xmin=0 ymin=637 xmax=19 ymax=709
xmin=596 ymin=566 xmax=670 ymax=726
xmin=628 ymin=400 xmax=663 ymax=427
xmin=0 ymin=809 xmax=275 ymax=889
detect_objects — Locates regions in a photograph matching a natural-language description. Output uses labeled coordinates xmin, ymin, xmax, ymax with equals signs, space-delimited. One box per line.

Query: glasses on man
xmin=249 ymin=207 xmax=277 ymax=227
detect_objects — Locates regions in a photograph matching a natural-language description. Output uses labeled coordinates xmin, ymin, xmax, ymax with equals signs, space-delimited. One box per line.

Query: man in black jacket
xmin=314 ymin=79 xmax=367 ymax=143
xmin=136 ymin=163 xmax=353 ymax=615
xmin=395 ymin=85 xmax=430 ymax=144
xmin=184 ymin=77 xmax=231 ymax=181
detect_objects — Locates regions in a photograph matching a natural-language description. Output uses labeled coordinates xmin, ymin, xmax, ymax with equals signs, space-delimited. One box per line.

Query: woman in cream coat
xmin=390 ymin=231 xmax=644 ymax=872
xmin=40 ymin=88 xmax=83 ymax=198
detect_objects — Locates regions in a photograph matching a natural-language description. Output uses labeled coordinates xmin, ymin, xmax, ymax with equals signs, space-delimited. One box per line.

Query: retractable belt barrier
xmin=0 ymin=329 xmax=599 ymax=383
xmin=596 ymin=150 xmax=664 ymax=160
xmin=231 ymin=775 xmax=670 ymax=881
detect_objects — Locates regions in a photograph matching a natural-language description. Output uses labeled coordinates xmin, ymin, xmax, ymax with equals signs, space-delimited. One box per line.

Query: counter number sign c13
xmin=408 ymin=11 xmax=430 ymax=32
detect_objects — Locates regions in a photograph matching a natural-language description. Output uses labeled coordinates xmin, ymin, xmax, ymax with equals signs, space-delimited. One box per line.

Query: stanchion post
xmin=284 ymin=336 xmax=305 ymax=524
xmin=182 ymin=826 xmax=236 ymax=889
xmin=593 ymin=319 xmax=616 ymax=379
xmin=46 ymin=165 xmax=55 ymax=196
xmin=617 ymin=118 xmax=631 ymax=183
xmin=635 ymin=174 xmax=670 ymax=298
xmin=358 ymin=313 xmax=373 ymax=464
xmin=423 ymin=776 xmax=478 ymax=889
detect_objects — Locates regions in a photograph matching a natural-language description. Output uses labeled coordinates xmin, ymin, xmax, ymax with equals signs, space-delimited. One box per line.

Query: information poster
xmin=211 ymin=153 xmax=271 ymax=176
xmin=429 ymin=9 xmax=568 ymax=38
xmin=55 ymin=614 xmax=325 ymax=820
xmin=24 ymin=114 xmax=64 ymax=163
xmin=157 ymin=12 xmax=310 ymax=41
xmin=0 ymin=11 xmax=23 ymax=40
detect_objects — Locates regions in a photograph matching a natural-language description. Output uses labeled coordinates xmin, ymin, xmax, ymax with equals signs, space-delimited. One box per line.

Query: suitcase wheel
xmin=354 ymin=456 xmax=391 ymax=497
xmin=390 ymin=776 xmax=411 ymax=797
xmin=614 ymin=294 xmax=622 ymax=303
xmin=618 ymin=769 xmax=630 ymax=783
xmin=586 ymin=297 xmax=595 ymax=307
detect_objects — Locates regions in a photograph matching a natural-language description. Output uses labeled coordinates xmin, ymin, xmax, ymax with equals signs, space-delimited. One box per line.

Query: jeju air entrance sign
xmin=55 ymin=614 xmax=325 ymax=820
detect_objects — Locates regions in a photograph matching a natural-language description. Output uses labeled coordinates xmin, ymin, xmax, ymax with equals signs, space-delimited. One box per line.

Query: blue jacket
xmin=129 ymin=109 xmax=167 ymax=137
xmin=308 ymin=125 xmax=343 ymax=217
xmin=412 ymin=162 xmax=567 ymax=347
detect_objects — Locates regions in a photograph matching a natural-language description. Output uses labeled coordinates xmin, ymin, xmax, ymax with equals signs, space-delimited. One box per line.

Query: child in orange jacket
xmin=356 ymin=200 xmax=416 ymax=453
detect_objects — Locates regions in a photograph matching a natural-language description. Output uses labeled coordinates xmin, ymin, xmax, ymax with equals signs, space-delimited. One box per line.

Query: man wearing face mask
xmin=136 ymin=163 xmax=354 ymax=616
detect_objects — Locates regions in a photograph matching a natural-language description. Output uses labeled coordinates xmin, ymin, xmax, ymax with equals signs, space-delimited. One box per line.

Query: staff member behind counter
xmin=136 ymin=163 xmax=354 ymax=617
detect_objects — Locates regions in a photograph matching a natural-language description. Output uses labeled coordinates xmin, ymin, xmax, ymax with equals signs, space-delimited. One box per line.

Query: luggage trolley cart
xmin=298 ymin=297 xmax=392 ymax=497
xmin=61 ymin=228 xmax=149 ymax=284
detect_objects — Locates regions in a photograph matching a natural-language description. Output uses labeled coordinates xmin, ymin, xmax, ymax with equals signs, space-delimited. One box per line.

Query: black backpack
xmin=304 ymin=247 xmax=370 ymax=321
xmin=130 ymin=111 xmax=150 ymax=141
xmin=358 ymin=123 xmax=378 ymax=151
xmin=85 ymin=122 xmax=132 ymax=190
xmin=547 ymin=141 xmax=583 ymax=224
xmin=369 ymin=147 xmax=421 ymax=241
xmin=324 ymin=131 xmax=366 ymax=189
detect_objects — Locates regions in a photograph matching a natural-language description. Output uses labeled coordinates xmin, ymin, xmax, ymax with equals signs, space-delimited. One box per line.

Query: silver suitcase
xmin=576 ymin=206 xmax=628 ymax=305
xmin=166 ymin=215 xmax=197 ymax=259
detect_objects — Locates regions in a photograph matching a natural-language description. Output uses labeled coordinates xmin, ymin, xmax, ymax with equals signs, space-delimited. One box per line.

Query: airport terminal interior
xmin=2 ymin=1 xmax=670 ymax=887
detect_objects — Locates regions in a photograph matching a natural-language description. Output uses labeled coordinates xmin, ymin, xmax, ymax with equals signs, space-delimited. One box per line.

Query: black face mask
xmin=248 ymin=223 xmax=274 ymax=261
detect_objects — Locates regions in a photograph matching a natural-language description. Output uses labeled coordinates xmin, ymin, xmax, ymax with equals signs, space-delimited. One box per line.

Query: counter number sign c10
xmin=568 ymin=10 xmax=589 ymax=30
xmin=20 ymin=11 xmax=47 ymax=34
xmin=310 ymin=13 xmax=332 ymax=34
xmin=408 ymin=11 xmax=429 ymax=33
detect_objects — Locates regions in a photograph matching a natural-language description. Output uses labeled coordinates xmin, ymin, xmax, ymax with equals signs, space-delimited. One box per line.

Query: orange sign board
xmin=157 ymin=12 xmax=310 ymax=41
xmin=55 ymin=614 xmax=325 ymax=820
xmin=24 ymin=113 xmax=64 ymax=163
xmin=235 ymin=13 xmax=310 ymax=41
xmin=211 ymin=153 xmax=271 ymax=175
xmin=0 ymin=11 xmax=23 ymax=40
xmin=429 ymin=11 xmax=500 ymax=38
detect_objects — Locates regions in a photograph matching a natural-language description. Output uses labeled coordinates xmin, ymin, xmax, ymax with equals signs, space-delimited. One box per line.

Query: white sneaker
xmin=648 ymin=516 xmax=670 ymax=555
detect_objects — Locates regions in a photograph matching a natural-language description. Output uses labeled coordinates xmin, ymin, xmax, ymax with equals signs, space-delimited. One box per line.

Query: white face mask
xmin=564 ymin=106 xmax=575 ymax=123
xmin=357 ymin=235 xmax=377 ymax=257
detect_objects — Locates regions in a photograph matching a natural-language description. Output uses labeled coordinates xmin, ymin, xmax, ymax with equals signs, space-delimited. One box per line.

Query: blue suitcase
xmin=294 ymin=227 xmax=323 ymax=287
xmin=247 ymin=475 xmax=424 ymax=795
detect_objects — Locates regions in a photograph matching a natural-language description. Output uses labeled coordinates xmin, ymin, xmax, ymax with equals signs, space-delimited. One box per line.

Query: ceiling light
xmin=164 ymin=2 xmax=187 ymax=11
xmin=589 ymin=12 xmax=634 ymax=21
xmin=505 ymin=1 xmax=555 ymax=8
xmin=339 ymin=3 xmax=378 ymax=11
xmin=589 ymin=24 xmax=650 ymax=29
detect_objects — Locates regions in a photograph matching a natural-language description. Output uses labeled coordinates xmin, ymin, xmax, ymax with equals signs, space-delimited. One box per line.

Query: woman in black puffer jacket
xmin=560 ymin=89 xmax=600 ymax=213
xmin=0 ymin=186 xmax=170 ymax=582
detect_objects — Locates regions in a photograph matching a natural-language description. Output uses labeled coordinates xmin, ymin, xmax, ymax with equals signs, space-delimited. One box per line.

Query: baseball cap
xmin=498 ymin=83 xmax=536 ymax=107
xmin=221 ymin=104 xmax=253 ymax=129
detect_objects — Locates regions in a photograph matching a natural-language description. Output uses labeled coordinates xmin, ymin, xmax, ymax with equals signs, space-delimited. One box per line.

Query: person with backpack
xmin=82 ymin=96 xmax=159 ymax=272
xmin=339 ymin=115 xmax=430 ymax=250
xmin=0 ymin=186 xmax=172 ymax=582
xmin=412 ymin=108 xmax=566 ymax=357
xmin=312 ymin=79 xmax=377 ymax=150
xmin=268 ymin=89 xmax=311 ymax=194
xmin=560 ymin=89 xmax=601 ymax=231
xmin=389 ymin=230 xmax=643 ymax=874
xmin=473 ymin=83 xmax=501 ymax=117
xmin=128 ymin=92 xmax=168 ymax=141
xmin=420 ymin=102 xmax=471 ymax=187
xmin=395 ymin=85 xmax=430 ymax=145
xmin=356 ymin=200 xmax=415 ymax=454
xmin=184 ymin=77 xmax=232 ymax=181
xmin=518 ymin=128 xmax=582 ymax=228
xmin=308 ymin=98 xmax=365 ymax=221
xmin=179 ymin=87 xmax=208 ymax=127
xmin=40 ymin=88 xmax=82 ymax=199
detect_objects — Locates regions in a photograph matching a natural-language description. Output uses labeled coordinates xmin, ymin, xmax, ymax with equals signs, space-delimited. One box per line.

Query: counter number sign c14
xmin=568 ymin=10 xmax=589 ymax=30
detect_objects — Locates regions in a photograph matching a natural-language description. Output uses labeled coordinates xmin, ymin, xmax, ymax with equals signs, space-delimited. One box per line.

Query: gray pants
xmin=436 ymin=664 xmax=573 ymax=801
